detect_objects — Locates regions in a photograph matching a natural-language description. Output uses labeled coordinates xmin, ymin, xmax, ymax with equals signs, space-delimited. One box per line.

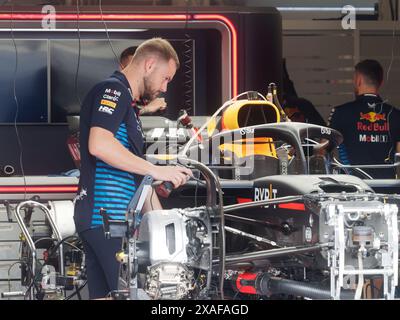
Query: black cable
xmin=150 ymin=186 xmax=154 ymax=211
xmin=75 ymin=284 xmax=82 ymax=300
xmin=63 ymin=280 xmax=87 ymax=300
xmin=190 ymin=174 xmax=206 ymax=185
xmin=76 ymin=284 xmax=82 ymax=300
xmin=28 ymin=237 xmax=84 ymax=299
xmin=31 ymin=236 xmax=83 ymax=284
xmin=34 ymin=237 xmax=57 ymax=246
xmin=194 ymin=170 xmax=200 ymax=207
xmin=74 ymin=0 xmax=82 ymax=107
xmin=390 ymin=0 xmax=395 ymax=21
xmin=217 ymin=179 xmax=225 ymax=300
xmin=99 ymin=0 xmax=122 ymax=69
xmin=32 ymin=235 xmax=84 ymax=297
xmin=192 ymin=169 xmax=207 ymax=208
xmin=47 ymin=235 xmax=82 ymax=259
xmin=10 ymin=3 xmax=27 ymax=201
xmin=57 ymin=240 xmax=82 ymax=252
xmin=23 ymin=258 xmax=41 ymax=300
xmin=24 ymin=282 xmax=34 ymax=300
xmin=37 ymin=240 xmax=83 ymax=274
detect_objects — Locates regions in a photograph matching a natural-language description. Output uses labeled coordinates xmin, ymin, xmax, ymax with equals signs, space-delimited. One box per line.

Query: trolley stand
xmin=100 ymin=175 xmax=153 ymax=300
xmin=9 ymin=200 xmax=66 ymax=299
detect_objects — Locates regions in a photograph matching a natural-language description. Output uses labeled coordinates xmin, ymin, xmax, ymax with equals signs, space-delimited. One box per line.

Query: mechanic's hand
xmin=152 ymin=165 xmax=193 ymax=188
xmin=143 ymin=97 xmax=167 ymax=114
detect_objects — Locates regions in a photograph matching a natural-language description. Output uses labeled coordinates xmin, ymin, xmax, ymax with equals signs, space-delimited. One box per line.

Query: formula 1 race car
xmin=6 ymin=87 xmax=399 ymax=301
xmin=125 ymin=86 xmax=400 ymax=300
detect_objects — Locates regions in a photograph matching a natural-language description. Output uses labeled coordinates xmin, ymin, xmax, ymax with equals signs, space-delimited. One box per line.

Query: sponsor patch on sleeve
xmin=98 ymin=105 xmax=114 ymax=115
xmin=100 ymin=99 xmax=117 ymax=108
xmin=97 ymin=87 xmax=123 ymax=115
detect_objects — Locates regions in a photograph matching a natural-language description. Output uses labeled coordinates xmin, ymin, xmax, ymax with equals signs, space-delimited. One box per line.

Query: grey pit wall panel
xmin=0 ymin=206 xmax=11 ymax=223
xmin=283 ymin=21 xmax=400 ymax=123
xmin=0 ymin=242 xmax=21 ymax=260
xmin=0 ymin=223 xmax=21 ymax=241
xmin=283 ymin=31 xmax=355 ymax=120
xmin=0 ymin=39 xmax=47 ymax=123
xmin=0 ymin=204 xmax=46 ymax=223
xmin=0 ymin=260 xmax=22 ymax=280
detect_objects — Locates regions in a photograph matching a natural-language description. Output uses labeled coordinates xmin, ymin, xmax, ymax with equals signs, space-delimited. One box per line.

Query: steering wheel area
xmin=302 ymin=137 xmax=331 ymax=154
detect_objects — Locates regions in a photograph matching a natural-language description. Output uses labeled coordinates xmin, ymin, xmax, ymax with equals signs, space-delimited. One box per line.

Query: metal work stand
xmin=100 ymin=175 xmax=153 ymax=300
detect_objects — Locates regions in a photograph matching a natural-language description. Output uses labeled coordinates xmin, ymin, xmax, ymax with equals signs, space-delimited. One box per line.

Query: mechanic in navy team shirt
xmin=328 ymin=59 xmax=400 ymax=179
xmin=74 ymin=38 xmax=192 ymax=299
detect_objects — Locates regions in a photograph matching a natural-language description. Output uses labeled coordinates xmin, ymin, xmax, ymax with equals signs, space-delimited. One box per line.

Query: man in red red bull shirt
xmin=328 ymin=59 xmax=400 ymax=178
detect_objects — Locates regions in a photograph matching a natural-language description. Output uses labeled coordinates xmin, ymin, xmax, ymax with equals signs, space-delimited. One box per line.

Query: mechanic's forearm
xmin=90 ymin=134 xmax=156 ymax=176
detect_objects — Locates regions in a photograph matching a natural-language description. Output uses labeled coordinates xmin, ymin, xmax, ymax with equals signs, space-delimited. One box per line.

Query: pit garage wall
xmin=283 ymin=20 xmax=400 ymax=121
xmin=0 ymin=6 xmax=282 ymax=176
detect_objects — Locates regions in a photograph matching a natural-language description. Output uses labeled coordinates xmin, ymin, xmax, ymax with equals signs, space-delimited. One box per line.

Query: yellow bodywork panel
xmin=219 ymin=137 xmax=277 ymax=158
xmin=221 ymin=100 xmax=281 ymax=130
xmin=219 ymin=100 xmax=281 ymax=159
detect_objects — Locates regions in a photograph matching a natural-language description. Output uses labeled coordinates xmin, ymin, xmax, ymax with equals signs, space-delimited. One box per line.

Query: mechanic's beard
xmin=143 ymin=76 xmax=158 ymax=101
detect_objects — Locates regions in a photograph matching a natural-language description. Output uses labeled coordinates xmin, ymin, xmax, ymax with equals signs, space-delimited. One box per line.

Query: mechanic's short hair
xmin=120 ymin=46 xmax=136 ymax=68
xmin=355 ymin=59 xmax=383 ymax=88
xmin=133 ymin=37 xmax=180 ymax=69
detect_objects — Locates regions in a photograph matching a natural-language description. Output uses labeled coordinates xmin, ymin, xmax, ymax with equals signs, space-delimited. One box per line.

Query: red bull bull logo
xmin=359 ymin=112 xmax=386 ymax=123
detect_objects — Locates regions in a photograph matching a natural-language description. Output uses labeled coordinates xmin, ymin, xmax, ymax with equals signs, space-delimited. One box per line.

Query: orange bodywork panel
xmin=219 ymin=100 xmax=281 ymax=159
xmin=219 ymin=137 xmax=277 ymax=159
xmin=221 ymin=100 xmax=281 ymax=131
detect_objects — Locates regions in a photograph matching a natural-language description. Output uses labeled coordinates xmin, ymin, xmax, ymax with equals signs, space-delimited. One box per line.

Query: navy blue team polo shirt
xmin=74 ymin=71 xmax=145 ymax=233
xmin=328 ymin=94 xmax=400 ymax=179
